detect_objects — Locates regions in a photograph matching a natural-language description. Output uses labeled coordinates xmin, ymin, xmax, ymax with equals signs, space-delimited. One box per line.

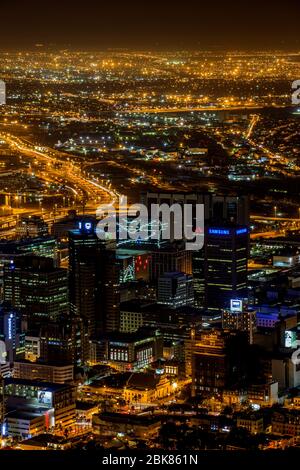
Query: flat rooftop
xmin=5 ymin=377 xmax=72 ymax=391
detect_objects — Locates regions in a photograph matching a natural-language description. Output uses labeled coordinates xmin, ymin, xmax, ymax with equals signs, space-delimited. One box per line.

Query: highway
xmin=250 ymin=215 xmax=300 ymax=222
xmin=0 ymin=133 xmax=120 ymax=237
xmin=0 ymin=133 xmax=118 ymax=205
xmin=118 ymin=105 xmax=274 ymax=115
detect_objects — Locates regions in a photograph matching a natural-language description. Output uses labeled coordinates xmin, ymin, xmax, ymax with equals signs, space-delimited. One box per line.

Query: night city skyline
xmin=0 ymin=0 xmax=300 ymax=465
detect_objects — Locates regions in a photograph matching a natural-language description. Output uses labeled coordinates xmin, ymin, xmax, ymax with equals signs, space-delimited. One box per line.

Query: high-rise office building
xmin=39 ymin=316 xmax=88 ymax=366
xmin=158 ymin=272 xmax=194 ymax=309
xmin=0 ymin=237 xmax=58 ymax=293
xmin=68 ymin=219 xmax=120 ymax=337
xmin=0 ymin=302 xmax=25 ymax=362
xmin=3 ymin=256 xmax=68 ymax=325
xmin=149 ymin=241 xmax=192 ymax=282
xmin=15 ymin=215 xmax=49 ymax=239
xmin=141 ymin=192 xmax=249 ymax=228
xmin=192 ymin=248 xmax=205 ymax=308
xmin=192 ymin=330 xmax=250 ymax=397
xmin=222 ymin=302 xmax=256 ymax=343
xmin=204 ymin=225 xmax=248 ymax=312
xmin=141 ymin=191 xmax=249 ymax=307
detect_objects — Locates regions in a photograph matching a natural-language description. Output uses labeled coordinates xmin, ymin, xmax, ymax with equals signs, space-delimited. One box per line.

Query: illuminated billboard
xmin=230 ymin=299 xmax=243 ymax=313
xmin=285 ymin=330 xmax=297 ymax=349
xmin=37 ymin=391 xmax=53 ymax=407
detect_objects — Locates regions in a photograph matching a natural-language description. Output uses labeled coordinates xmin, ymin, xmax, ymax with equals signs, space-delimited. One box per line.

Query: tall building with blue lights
xmin=0 ymin=302 xmax=25 ymax=363
xmin=204 ymin=225 xmax=248 ymax=312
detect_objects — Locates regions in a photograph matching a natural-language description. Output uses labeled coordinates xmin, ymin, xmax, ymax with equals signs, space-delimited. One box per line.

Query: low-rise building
xmin=272 ymin=410 xmax=300 ymax=436
xmin=236 ymin=413 xmax=264 ymax=434
xmin=4 ymin=378 xmax=76 ymax=435
xmin=6 ymin=411 xmax=45 ymax=439
xmin=123 ymin=372 xmax=173 ymax=404
xmin=76 ymin=401 xmax=99 ymax=421
xmin=24 ymin=336 xmax=40 ymax=361
xmin=92 ymin=412 xmax=161 ymax=439
xmin=13 ymin=361 xmax=74 ymax=384
xmin=19 ymin=433 xmax=73 ymax=450
xmin=90 ymin=328 xmax=163 ymax=371
xmin=82 ymin=372 xmax=173 ymax=405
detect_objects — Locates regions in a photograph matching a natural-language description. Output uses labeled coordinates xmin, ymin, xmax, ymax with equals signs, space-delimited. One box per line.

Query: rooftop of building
xmin=126 ymin=372 xmax=161 ymax=390
xmin=235 ymin=412 xmax=263 ymax=421
xmin=91 ymin=371 xmax=161 ymax=391
xmin=102 ymin=327 xmax=161 ymax=343
xmin=159 ymin=271 xmax=191 ymax=279
xmin=120 ymin=299 xmax=156 ymax=312
xmin=272 ymin=408 xmax=300 ymax=420
xmin=6 ymin=410 xmax=44 ymax=420
xmin=7 ymin=255 xmax=65 ymax=273
xmin=117 ymin=240 xmax=187 ymax=253
xmin=273 ymin=249 xmax=299 ymax=257
xmin=0 ymin=236 xmax=56 ymax=254
xmin=13 ymin=360 xmax=74 ymax=368
xmin=76 ymin=400 xmax=99 ymax=411
xmin=4 ymin=377 xmax=73 ymax=391
xmin=120 ymin=299 xmax=201 ymax=317
xmin=95 ymin=411 xmax=161 ymax=425
xmin=20 ymin=433 xmax=69 ymax=446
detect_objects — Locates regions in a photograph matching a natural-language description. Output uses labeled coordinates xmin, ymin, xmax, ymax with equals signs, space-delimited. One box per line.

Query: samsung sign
xmin=208 ymin=228 xmax=230 ymax=235
xmin=208 ymin=228 xmax=248 ymax=236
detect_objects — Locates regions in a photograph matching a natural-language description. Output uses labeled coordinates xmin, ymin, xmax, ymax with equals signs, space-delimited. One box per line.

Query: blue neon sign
xmin=208 ymin=228 xmax=230 ymax=235
xmin=236 ymin=228 xmax=248 ymax=235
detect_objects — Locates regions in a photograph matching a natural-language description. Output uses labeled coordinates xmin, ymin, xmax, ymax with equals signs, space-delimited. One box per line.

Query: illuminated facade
xmin=13 ymin=361 xmax=74 ymax=384
xmin=158 ymin=271 xmax=194 ymax=308
xmin=69 ymin=219 xmax=120 ymax=337
xmin=204 ymin=225 xmax=248 ymax=312
xmin=123 ymin=372 xmax=172 ymax=404
xmin=222 ymin=307 xmax=256 ymax=342
xmin=93 ymin=412 xmax=161 ymax=439
xmin=4 ymin=378 xmax=76 ymax=434
xmin=106 ymin=329 xmax=163 ymax=371
xmin=0 ymin=302 xmax=24 ymax=362
xmin=149 ymin=242 xmax=192 ymax=282
xmin=3 ymin=256 xmax=68 ymax=324
xmin=15 ymin=215 xmax=49 ymax=239
xmin=192 ymin=330 xmax=249 ymax=396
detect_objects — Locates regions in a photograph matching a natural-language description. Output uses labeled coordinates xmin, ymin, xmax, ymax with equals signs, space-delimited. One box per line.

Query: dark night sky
xmin=0 ymin=0 xmax=299 ymax=50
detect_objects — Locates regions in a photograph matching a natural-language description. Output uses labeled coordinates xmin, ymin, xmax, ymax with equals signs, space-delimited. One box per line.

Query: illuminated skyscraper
xmin=15 ymin=215 xmax=49 ymax=239
xmin=39 ymin=316 xmax=88 ymax=366
xmin=204 ymin=225 xmax=248 ymax=312
xmin=0 ymin=302 xmax=24 ymax=362
xmin=158 ymin=272 xmax=194 ymax=309
xmin=68 ymin=219 xmax=120 ymax=337
xmin=192 ymin=330 xmax=250 ymax=396
xmin=3 ymin=256 xmax=68 ymax=325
